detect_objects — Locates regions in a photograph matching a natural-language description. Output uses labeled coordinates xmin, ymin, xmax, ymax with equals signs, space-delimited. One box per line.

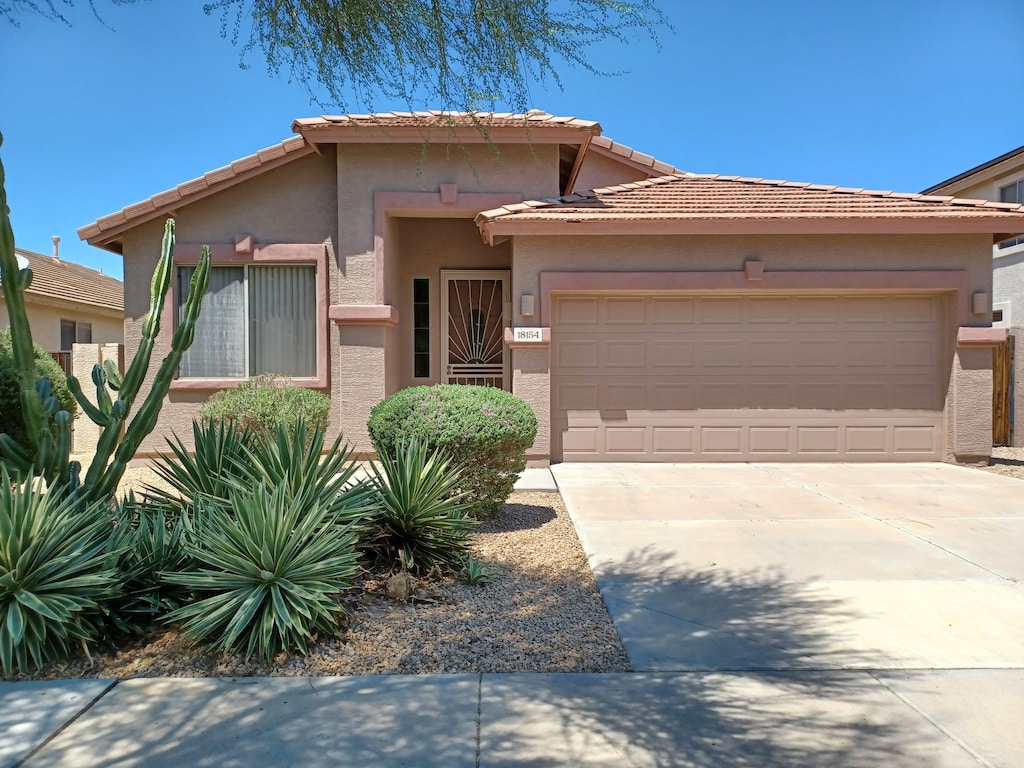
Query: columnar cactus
xmin=0 ymin=133 xmax=211 ymax=504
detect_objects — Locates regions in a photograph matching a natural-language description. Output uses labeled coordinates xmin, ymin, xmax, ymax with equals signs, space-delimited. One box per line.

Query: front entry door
xmin=441 ymin=270 xmax=510 ymax=389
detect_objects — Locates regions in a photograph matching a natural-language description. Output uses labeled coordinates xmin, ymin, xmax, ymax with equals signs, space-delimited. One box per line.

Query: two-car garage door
xmin=551 ymin=293 xmax=947 ymax=461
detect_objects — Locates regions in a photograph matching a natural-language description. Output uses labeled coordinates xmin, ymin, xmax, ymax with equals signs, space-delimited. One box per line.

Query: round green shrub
xmin=367 ymin=384 xmax=538 ymax=518
xmin=199 ymin=374 xmax=330 ymax=443
xmin=0 ymin=327 xmax=77 ymax=447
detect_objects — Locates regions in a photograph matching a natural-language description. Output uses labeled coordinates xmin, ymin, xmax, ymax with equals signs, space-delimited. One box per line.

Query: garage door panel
xmin=651 ymin=297 xmax=695 ymax=323
xmin=552 ymin=293 xmax=946 ymax=462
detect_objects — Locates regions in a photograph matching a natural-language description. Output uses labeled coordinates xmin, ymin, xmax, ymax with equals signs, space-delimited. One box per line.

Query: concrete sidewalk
xmin=3 ymin=671 xmax=1018 ymax=767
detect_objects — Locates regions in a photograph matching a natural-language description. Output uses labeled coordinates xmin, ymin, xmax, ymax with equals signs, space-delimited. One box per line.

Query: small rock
xmin=386 ymin=572 xmax=416 ymax=599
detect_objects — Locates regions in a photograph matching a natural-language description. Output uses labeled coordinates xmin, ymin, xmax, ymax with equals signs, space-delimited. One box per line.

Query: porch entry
xmin=441 ymin=269 xmax=510 ymax=390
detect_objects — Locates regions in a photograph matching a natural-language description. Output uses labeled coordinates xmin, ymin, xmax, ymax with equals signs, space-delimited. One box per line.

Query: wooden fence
xmin=993 ymin=336 xmax=1014 ymax=446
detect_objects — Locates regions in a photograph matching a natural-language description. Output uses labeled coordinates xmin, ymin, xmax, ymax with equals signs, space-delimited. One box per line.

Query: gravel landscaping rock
xmin=12 ymin=479 xmax=630 ymax=680
xmin=974 ymin=447 xmax=1024 ymax=480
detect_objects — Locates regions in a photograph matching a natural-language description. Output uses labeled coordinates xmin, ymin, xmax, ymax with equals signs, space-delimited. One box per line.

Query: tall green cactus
xmin=0 ymin=133 xmax=211 ymax=505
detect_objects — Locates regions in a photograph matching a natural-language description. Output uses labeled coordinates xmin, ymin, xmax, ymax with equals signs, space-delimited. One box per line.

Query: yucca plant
xmin=367 ymin=439 xmax=478 ymax=574
xmin=148 ymin=419 xmax=377 ymax=531
xmin=162 ymin=484 xmax=361 ymax=660
xmin=102 ymin=495 xmax=195 ymax=637
xmin=0 ymin=469 xmax=119 ymax=677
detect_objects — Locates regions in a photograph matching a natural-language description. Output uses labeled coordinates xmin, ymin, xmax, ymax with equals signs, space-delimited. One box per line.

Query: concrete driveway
xmin=552 ymin=461 xmax=1024 ymax=766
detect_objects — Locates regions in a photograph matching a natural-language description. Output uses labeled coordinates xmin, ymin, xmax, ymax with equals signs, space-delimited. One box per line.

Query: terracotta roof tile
xmin=476 ymin=174 xmax=1024 ymax=228
xmin=5 ymin=247 xmax=123 ymax=313
xmin=588 ymin=135 xmax=684 ymax=175
xmin=293 ymin=110 xmax=601 ymax=134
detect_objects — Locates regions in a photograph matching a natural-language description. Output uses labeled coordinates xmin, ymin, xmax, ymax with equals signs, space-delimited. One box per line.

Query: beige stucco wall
xmin=572 ymin=151 xmax=651 ymax=193
xmin=335 ymin=142 xmax=559 ymax=450
xmin=509 ymin=232 xmax=995 ymax=463
xmin=0 ymin=296 xmax=123 ymax=351
xmin=119 ymin=149 xmax=339 ymax=455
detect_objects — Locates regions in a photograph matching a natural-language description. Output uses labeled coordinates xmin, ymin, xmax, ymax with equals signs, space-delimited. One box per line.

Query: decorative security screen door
xmin=441 ymin=270 xmax=510 ymax=389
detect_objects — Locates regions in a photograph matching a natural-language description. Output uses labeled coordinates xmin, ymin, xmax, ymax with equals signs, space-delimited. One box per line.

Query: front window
xmin=999 ymin=180 xmax=1024 ymax=249
xmin=177 ymin=264 xmax=317 ymax=378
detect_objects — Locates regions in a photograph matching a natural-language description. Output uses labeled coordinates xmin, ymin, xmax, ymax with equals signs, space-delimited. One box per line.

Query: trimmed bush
xmin=367 ymin=385 xmax=537 ymax=517
xmin=0 ymin=328 xmax=76 ymax=447
xmin=199 ymin=374 xmax=330 ymax=443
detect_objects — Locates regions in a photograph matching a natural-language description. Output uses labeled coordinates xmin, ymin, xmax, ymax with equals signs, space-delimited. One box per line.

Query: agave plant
xmin=163 ymin=484 xmax=361 ymax=660
xmin=102 ymin=495 xmax=195 ymax=637
xmin=367 ymin=439 xmax=478 ymax=574
xmin=0 ymin=468 xmax=119 ymax=676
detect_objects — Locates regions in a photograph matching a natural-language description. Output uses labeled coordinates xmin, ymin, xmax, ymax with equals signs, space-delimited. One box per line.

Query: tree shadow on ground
xmin=477 ymin=546 xmax=965 ymax=767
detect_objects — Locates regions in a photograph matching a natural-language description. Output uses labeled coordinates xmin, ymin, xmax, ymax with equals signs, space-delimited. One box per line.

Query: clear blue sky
xmin=2 ymin=0 xmax=1023 ymax=281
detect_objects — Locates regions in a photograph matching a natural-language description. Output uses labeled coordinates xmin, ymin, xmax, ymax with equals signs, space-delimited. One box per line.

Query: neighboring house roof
xmin=922 ymin=145 xmax=1024 ymax=195
xmin=79 ymin=110 xmax=622 ymax=252
xmin=476 ymin=174 xmax=1024 ymax=241
xmin=1 ymin=247 xmax=123 ymax=313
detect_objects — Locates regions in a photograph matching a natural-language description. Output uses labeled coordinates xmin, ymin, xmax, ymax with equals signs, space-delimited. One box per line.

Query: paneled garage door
xmin=551 ymin=293 xmax=947 ymax=461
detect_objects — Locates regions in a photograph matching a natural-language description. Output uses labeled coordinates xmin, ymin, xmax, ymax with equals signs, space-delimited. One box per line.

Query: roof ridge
xmin=294 ymin=110 xmax=601 ymax=132
xmin=594 ymin=174 xmax=1024 ymax=213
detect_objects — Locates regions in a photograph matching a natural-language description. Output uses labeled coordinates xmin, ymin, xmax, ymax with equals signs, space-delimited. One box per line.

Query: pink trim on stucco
xmin=538 ymin=270 xmax=972 ymax=326
xmin=373 ymin=191 xmax=523 ymax=304
xmin=329 ymin=304 xmax=399 ymax=326
xmin=503 ymin=327 xmax=552 ymax=347
xmin=956 ymin=326 xmax=1007 ymax=348
xmin=165 ymin=242 xmax=330 ymax=391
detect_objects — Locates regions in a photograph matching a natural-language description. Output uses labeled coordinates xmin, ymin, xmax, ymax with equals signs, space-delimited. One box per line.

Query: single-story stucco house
xmin=78 ymin=111 xmax=1024 ymax=465
xmin=0 ymin=241 xmax=124 ymax=372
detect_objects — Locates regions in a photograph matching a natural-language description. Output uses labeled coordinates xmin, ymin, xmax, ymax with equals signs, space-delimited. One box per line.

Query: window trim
xmin=163 ymin=241 xmax=329 ymax=390
xmin=60 ymin=319 xmax=92 ymax=351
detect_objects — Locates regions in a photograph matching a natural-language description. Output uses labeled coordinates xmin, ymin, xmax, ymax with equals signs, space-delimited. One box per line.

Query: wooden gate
xmin=993 ymin=336 xmax=1013 ymax=446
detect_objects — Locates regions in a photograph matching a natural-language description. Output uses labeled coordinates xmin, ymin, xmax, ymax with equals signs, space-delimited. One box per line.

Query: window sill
xmin=170 ymin=374 xmax=328 ymax=391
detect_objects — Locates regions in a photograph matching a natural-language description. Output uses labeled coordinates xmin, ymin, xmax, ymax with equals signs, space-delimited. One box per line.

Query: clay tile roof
xmin=292 ymin=109 xmax=601 ymax=134
xmin=78 ymin=135 xmax=314 ymax=246
xmin=588 ymin=135 xmax=685 ymax=175
xmin=6 ymin=247 xmax=123 ymax=313
xmin=476 ymin=174 xmax=1024 ymax=231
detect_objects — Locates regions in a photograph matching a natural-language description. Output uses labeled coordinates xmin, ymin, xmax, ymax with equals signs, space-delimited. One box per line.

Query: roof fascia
xmin=563 ymin=134 xmax=593 ymax=196
xmin=480 ymin=216 xmax=1024 ymax=240
xmin=79 ymin=144 xmax=317 ymax=251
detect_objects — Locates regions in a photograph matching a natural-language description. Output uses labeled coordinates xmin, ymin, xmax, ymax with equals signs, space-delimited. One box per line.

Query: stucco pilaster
xmin=338 ymin=325 xmax=387 ymax=455
xmin=511 ymin=346 xmax=551 ymax=466
xmin=952 ymin=346 xmax=994 ymax=462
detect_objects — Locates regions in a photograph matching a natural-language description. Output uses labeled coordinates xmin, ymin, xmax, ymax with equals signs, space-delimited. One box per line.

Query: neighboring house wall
xmin=0 ymin=297 xmax=122 ymax=351
xmin=994 ymin=251 xmax=1024 ymax=328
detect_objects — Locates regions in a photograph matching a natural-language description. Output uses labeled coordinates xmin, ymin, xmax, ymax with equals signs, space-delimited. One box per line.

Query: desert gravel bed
xmin=973 ymin=446 xmax=1024 ymax=480
xmin=14 ymin=475 xmax=630 ymax=680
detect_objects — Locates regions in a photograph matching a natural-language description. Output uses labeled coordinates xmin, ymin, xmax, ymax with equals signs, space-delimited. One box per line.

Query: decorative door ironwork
xmin=441 ymin=270 xmax=509 ymax=389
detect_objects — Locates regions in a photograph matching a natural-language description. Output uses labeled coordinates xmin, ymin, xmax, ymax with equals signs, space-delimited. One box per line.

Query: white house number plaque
xmin=512 ymin=328 xmax=544 ymax=343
